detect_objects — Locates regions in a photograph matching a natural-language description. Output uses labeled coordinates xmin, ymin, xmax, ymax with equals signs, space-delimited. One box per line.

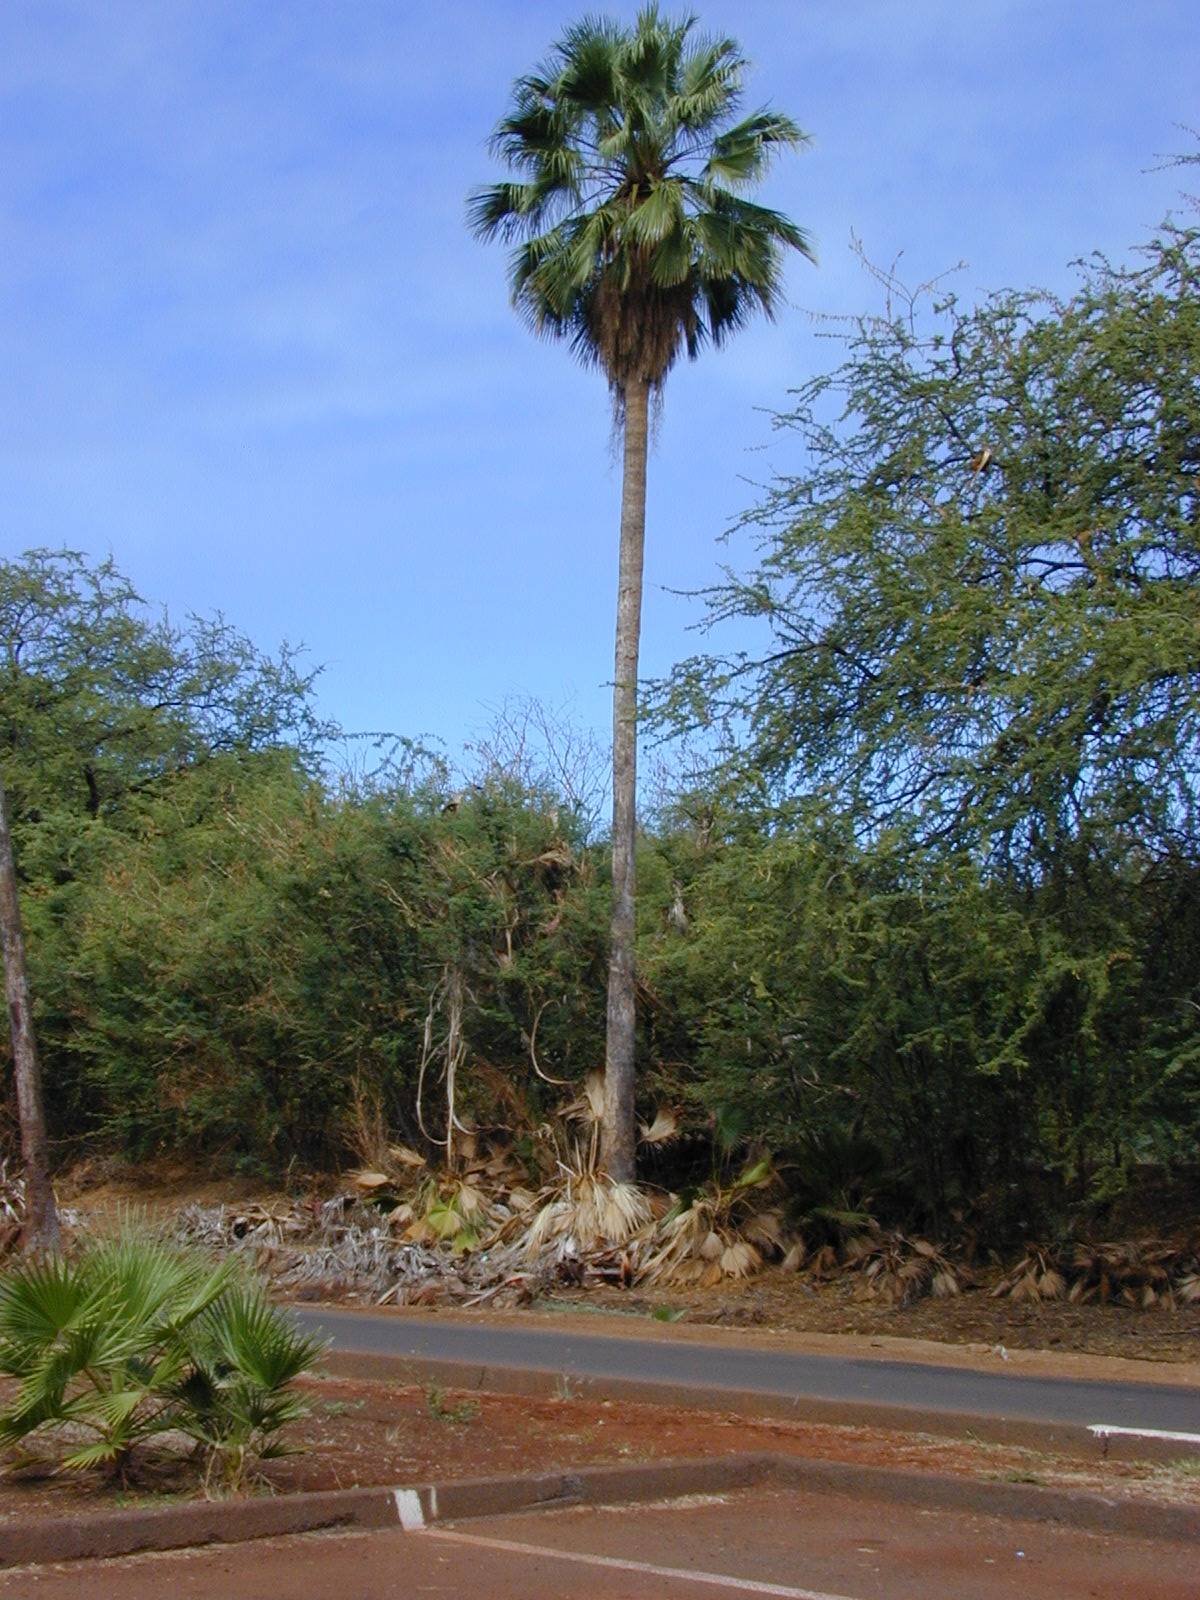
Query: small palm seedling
xmin=422 ymin=1383 xmax=479 ymax=1425
xmin=0 ymin=1237 xmax=325 ymax=1491
xmin=178 ymin=1289 xmax=328 ymax=1492
xmin=0 ymin=1238 xmax=233 ymax=1478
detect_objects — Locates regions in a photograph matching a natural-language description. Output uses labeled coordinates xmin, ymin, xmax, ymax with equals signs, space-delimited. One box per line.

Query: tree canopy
xmin=657 ymin=224 xmax=1200 ymax=873
xmin=0 ymin=548 xmax=331 ymax=830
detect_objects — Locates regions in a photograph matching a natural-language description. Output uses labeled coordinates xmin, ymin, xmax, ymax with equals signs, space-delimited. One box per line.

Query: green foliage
xmin=470 ymin=6 xmax=812 ymax=394
xmin=658 ymin=226 xmax=1200 ymax=865
xmin=422 ymin=1383 xmax=479 ymax=1425
xmin=4 ymin=213 xmax=1200 ymax=1247
xmin=0 ymin=1237 xmax=322 ymax=1486
xmin=0 ymin=550 xmax=610 ymax=1165
xmin=179 ymin=1287 xmax=328 ymax=1490
xmin=643 ymin=815 xmax=1200 ymax=1228
xmin=647 ymin=220 xmax=1200 ymax=1228
xmin=0 ymin=548 xmax=331 ymax=830
xmin=31 ymin=760 xmax=608 ymax=1166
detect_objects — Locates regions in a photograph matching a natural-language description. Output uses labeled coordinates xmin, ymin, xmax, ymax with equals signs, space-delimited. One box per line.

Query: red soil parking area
xmin=3 ymin=1484 xmax=1195 ymax=1600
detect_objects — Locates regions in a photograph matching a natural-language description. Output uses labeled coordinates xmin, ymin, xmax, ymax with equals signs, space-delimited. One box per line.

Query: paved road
xmin=293 ymin=1306 xmax=1200 ymax=1433
xmin=5 ymin=1485 xmax=1194 ymax=1598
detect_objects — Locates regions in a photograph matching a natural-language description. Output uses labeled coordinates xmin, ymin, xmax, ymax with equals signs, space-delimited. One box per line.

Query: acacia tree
xmin=471 ymin=7 xmax=812 ymax=1178
xmin=0 ymin=549 xmax=332 ymax=1223
xmin=657 ymin=224 xmax=1200 ymax=872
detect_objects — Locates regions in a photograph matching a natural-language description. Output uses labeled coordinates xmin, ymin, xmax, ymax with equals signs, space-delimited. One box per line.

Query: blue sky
xmin=1 ymin=0 xmax=1196 ymax=762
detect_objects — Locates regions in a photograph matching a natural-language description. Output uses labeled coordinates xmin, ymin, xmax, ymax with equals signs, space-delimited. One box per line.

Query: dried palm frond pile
xmin=989 ymin=1243 xmax=1068 ymax=1303
xmin=1067 ymin=1240 xmax=1192 ymax=1308
xmin=162 ymin=1185 xmax=1200 ymax=1315
xmin=522 ymin=1165 xmax=654 ymax=1255
xmin=391 ymin=1173 xmax=502 ymax=1252
xmin=348 ymin=1131 xmax=542 ymax=1251
xmin=840 ymin=1230 xmax=966 ymax=1305
xmin=991 ymin=1238 xmax=1200 ymax=1308
xmin=171 ymin=1132 xmax=659 ymax=1306
xmin=175 ymin=1196 xmax=335 ymax=1251
xmin=638 ymin=1159 xmax=789 ymax=1287
xmin=169 ymin=1133 xmax=795 ymax=1303
xmin=0 ymin=1160 xmax=82 ymax=1255
xmin=168 ymin=1094 xmax=1199 ymax=1318
xmin=174 ymin=1195 xmax=548 ymax=1308
xmin=0 ymin=1160 xmax=24 ymax=1255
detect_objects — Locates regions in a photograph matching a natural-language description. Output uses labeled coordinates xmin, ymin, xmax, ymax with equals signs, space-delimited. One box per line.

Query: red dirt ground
xmin=3 ymin=1484 xmax=1197 ymax=1600
xmin=2 ymin=1372 xmax=1198 ymax=1525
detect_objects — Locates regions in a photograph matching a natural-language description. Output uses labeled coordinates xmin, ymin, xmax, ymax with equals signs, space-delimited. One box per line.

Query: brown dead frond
xmin=990 ymin=1244 xmax=1068 ymax=1303
xmin=520 ymin=1158 xmax=653 ymax=1256
xmin=991 ymin=1237 xmax=1200 ymax=1309
xmin=343 ymin=1078 xmax=395 ymax=1175
xmin=1067 ymin=1239 xmax=1181 ymax=1309
xmin=636 ymin=1158 xmax=790 ymax=1288
xmin=843 ymin=1231 xmax=966 ymax=1306
xmin=638 ymin=1108 xmax=680 ymax=1146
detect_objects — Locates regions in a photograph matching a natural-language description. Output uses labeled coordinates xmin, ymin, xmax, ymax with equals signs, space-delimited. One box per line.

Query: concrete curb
xmin=0 ymin=1483 xmax=400 ymax=1568
xmin=0 ymin=1456 xmax=769 ymax=1570
xmin=396 ymin=1452 xmax=774 ymax=1528
xmin=320 ymin=1348 xmax=1191 ymax=1463
xmin=1 ymin=1449 xmax=1196 ymax=1570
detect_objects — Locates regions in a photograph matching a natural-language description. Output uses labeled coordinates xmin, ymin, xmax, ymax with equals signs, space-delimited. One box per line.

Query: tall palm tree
xmin=471 ymin=7 xmax=813 ymax=1180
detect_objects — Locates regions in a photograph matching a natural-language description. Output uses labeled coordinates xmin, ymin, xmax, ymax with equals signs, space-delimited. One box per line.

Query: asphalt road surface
xmin=292 ymin=1306 xmax=1200 ymax=1434
xmin=5 ymin=1485 xmax=1194 ymax=1598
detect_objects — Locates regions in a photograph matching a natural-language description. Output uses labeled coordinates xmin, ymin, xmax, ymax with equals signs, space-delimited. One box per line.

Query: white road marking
xmin=1088 ymin=1424 xmax=1200 ymax=1445
xmin=394 ymin=1488 xmax=426 ymax=1530
xmin=418 ymin=1527 xmax=864 ymax=1599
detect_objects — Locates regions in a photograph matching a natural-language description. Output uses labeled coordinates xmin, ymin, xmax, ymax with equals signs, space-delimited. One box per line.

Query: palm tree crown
xmin=469 ymin=6 xmax=814 ymax=395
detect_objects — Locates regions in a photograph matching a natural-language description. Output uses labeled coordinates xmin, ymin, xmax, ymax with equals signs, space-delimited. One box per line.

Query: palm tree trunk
xmin=0 ymin=775 xmax=59 ymax=1254
xmin=602 ymin=376 xmax=650 ymax=1183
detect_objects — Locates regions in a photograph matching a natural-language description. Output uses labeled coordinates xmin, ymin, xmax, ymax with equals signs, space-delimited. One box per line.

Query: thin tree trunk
xmin=0 ymin=774 xmax=59 ymax=1253
xmin=602 ymin=376 xmax=650 ymax=1183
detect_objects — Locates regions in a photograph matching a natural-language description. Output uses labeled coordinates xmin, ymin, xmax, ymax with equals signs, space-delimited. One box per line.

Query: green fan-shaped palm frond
xmin=191 ymin=1289 xmax=327 ymax=1394
xmin=180 ymin=1289 xmax=326 ymax=1489
xmin=0 ymin=1238 xmax=320 ymax=1485
xmin=0 ymin=1256 xmax=89 ymax=1369
xmin=470 ymin=4 xmax=813 ymax=395
xmin=85 ymin=1236 xmax=235 ymax=1345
